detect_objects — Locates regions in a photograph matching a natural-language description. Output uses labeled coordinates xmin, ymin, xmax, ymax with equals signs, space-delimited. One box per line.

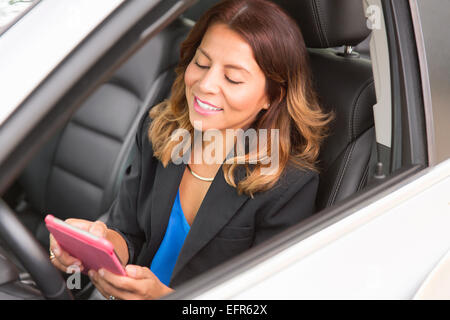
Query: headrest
xmin=274 ymin=0 xmax=371 ymax=48
xmin=112 ymin=18 xmax=192 ymax=100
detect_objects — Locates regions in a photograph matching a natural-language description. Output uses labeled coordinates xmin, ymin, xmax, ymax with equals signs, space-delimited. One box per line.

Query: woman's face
xmin=184 ymin=23 xmax=269 ymax=133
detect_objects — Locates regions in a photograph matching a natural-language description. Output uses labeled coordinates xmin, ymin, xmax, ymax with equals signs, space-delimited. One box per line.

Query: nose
xmin=197 ymin=66 xmax=220 ymax=94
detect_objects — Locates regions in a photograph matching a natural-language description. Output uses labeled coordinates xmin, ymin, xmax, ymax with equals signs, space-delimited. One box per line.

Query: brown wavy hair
xmin=148 ymin=0 xmax=332 ymax=197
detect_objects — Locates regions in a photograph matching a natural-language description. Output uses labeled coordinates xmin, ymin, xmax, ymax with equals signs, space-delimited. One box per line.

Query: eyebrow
xmin=198 ymin=47 xmax=251 ymax=75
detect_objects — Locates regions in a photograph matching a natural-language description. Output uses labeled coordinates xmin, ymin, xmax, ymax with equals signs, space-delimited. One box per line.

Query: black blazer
xmin=106 ymin=114 xmax=319 ymax=288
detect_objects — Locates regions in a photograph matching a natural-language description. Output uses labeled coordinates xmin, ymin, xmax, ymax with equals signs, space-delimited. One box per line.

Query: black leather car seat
xmin=17 ymin=18 xmax=193 ymax=247
xmin=274 ymin=0 xmax=377 ymax=210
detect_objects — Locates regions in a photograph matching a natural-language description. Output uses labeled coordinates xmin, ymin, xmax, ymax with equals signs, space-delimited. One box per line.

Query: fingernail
xmin=126 ymin=265 xmax=137 ymax=277
xmin=88 ymin=270 xmax=94 ymax=278
xmin=99 ymin=269 xmax=105 ymax=277
xmin=53 ymin=247 xmax=60 ymax=256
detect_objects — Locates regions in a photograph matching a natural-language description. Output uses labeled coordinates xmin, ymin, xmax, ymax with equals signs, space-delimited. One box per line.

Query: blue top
xmin=150 ymin=188 xmax=190 ymax=286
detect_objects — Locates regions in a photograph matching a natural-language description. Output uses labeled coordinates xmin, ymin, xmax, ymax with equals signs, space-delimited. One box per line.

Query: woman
xmin=49 ymin=0 xmax=331 ymax=299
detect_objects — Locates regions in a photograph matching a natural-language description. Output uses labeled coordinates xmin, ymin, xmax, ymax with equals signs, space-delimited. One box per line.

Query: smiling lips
xmin=194 ymin=96 xmax=223 ymax=115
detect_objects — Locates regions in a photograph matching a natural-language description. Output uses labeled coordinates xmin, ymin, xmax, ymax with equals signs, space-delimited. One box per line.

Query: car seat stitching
xmin=314 ymin=0 xmax=329 ymax=47
xmin=108 ymin=79 xmax=141 ymax=101
xmin=357 ymin=158 xmax=370 ymax=191
xmin=53 ymin=164 xmax=104 ymax=191
xmin=350 ymin=78 xmax=375 ymax=141
xmin=328 ymin=141 xmax=355 ymax=206
xmin=311 ymin=0 xmax=326 ymax=47
xmin=44 ymin=130 xmax=68 ymax=211
xmin=70 ymin=119 xmax=124 ymax=144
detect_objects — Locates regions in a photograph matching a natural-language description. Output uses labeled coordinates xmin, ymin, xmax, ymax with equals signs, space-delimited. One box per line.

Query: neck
xmin=191 ymin=129 xmax=236 ymax=166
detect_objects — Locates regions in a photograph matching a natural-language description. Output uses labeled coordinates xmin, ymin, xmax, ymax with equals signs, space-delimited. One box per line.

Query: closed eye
xmin=225 ymin=76 xmax=242 ymax=85
xmin=195 ymin=61 xmax=242 ymax=85
xmin=195 ymin=61 xmax=209 ymax=69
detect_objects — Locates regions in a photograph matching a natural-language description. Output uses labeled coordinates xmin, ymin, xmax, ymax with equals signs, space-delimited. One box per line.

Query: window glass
xmin=416 ymin=0 xmax=450 ymax=163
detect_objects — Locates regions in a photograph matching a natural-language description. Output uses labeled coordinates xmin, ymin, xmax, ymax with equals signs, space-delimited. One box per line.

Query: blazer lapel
xmin=171 ymin=164 xmax=249 ymax=280
xmin=147 ymin=160 xmax=186 ymax=261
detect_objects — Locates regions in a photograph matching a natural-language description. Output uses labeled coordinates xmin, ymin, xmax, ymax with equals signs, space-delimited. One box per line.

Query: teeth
xmin=196 ymin=98 xmax=222 ymax=111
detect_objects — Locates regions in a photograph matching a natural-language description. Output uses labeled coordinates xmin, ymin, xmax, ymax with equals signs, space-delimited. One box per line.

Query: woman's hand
xmin=49 ymin=219 xmax=107 ymax=273
xmin=89 ymin=265 xmax=174 ymax=300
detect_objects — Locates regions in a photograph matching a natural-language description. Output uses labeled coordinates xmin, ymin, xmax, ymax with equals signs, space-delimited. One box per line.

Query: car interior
xmin=1 ymin=0 xmax=381 ymax=299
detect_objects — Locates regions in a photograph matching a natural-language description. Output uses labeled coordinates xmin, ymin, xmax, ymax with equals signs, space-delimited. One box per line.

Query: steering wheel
xmin=0 ymin=199 xmax=73 ymax=300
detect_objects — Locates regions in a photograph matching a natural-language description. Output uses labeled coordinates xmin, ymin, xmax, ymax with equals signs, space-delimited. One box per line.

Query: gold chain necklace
xmin=187 ymin=164 xmax=214 ymax=182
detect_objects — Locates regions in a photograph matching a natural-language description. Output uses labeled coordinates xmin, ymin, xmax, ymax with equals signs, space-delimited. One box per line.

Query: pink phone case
xmin=45 ymin=214 xmax=126 ymax=276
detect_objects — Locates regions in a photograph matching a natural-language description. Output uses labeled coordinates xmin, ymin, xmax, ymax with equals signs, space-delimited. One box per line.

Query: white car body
xmin=195 ymin=160 xmax=450 ymax=299
xmin=0 ymin=0 xmax=124 ymax=125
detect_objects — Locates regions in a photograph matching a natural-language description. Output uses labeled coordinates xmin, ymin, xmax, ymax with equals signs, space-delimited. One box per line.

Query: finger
xmin=50 ymin=258 xmax=84 ymax=274
xmin=49 ymin=236 xmax=84 ymax=274
xmin=49 ymin=239 xmax=62 ymax=258
xmin=65 ymin=218 xmax=92 ymax=231
xmin=126 ymin=265 xmax=156 ymax=280
xmin=88 ymin=221 xmax=107 ymax=238
xmin=101 ymin=267 xmax=164 ymax=299
xmin=89 ymin=271 xmax=111 ymax=299
xmin=55 ymin=248 xmax=81 ymax=267
xmin=50 ymin=253 xmax=83 ymax=273
xmin=49 ymin=235 xmax=66 ymax=272
xmin=52 ymin=255 xmax=84 ymax=273
xmin=125 ymin=266 xmax=174 ymax=298
xmin=89 ymin=270 xmax=111 ymax=299
xmin=98 ymin=268 xmax=137 ymax=292
xmin=50 ymin=254 xmax=68 ymax=273
xmin=89 ymin=270 xmax=136 ymax=300
xmin=50 ymin=243 xmax=83 ymax=270
xmin=49 ymin=234 xmax=61 ymax=253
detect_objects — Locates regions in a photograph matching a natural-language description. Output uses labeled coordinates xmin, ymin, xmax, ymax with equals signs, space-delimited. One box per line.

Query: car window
xmin=0 ymin=0 xmax=39 ymax=35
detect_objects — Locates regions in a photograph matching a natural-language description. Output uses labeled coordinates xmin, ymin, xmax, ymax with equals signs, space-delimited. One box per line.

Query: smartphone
xmin=45 ymin=214 xmax=126 ymax=276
